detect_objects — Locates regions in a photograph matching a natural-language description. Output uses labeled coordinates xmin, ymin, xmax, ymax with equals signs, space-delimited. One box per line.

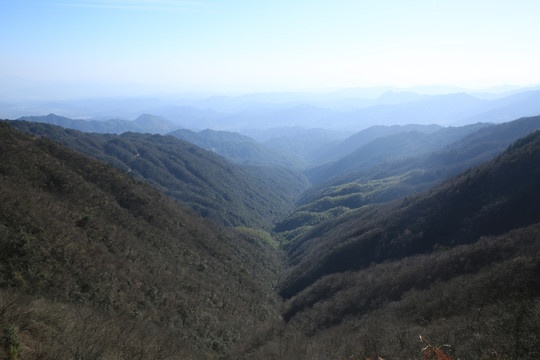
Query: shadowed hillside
xmin=236 ymin=223 xmax=540 ymax=359
xmin=275 ymin=116 xmax=540 ymax=245
xmin=280 ymin=129 xmax=540 ymax=300
xmin=226 ymin=129 xmax=540 ymax=360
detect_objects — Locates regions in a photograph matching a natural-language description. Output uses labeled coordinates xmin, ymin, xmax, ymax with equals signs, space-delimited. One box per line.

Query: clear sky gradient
xmin=2 ymin=0 xmax=540 ymax=97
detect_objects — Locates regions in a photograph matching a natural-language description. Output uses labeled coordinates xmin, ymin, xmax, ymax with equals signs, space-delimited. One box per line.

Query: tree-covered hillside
xmin=8 ymin=120 xmax=310 ymax=229
xmin=18 ymin=113 xmax=180 ymax=134
xmin=308 ymin=123 xmax=443 ymax=165
xmin=275 ymin=116 xmax=540 ymax=245
xmin=168 ymin=128 xmax=301 ymax=167
xmin=238 ymin=223 xmax=540 ymax=359
xmin=305 ymin=122 xmax=489 ymax=185
xmin=221 ymin=129 xmax=540 ymax=360
xmin=280 ymin=129 xmax=540 ymax=299
xmin=3 ymin=114 xmax=540 ymax=360
xmin=0 ymin=122 xmax=283 ymax=359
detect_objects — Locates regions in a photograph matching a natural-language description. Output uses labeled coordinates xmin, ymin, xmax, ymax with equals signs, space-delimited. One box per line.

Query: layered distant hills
xmin=5 ymin=86 xmax=540 ymax=131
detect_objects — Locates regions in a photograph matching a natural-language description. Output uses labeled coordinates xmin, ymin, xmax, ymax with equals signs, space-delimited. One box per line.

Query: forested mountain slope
xmin=227 ymin=129 xmax=540 ymax=360
xmin=8 ymin=120 xmax=310 ymax=229
xmin=309 ymin=123 xmax=443 ymax=165
xmin=260 ymin=127 xmax=347 ymax=168
xmin=240 ymin=223 xmax=540 ymax=359
xmin=275 ymin=116 xmax=540 ymax=244
xmin=280 ymin=129 xmax=540 ymax=300
xmin=18 ymin=113 xmax=180 ymax=134
xmin=224 ymin=128 xmax=540 ymax=360
xmin=318 ymin=114 xmax=540 ymax=193
xmin=0 ymin=122 xmax=283 ymax=359
xmin=168 ymin=128 xmax=300 ymax=167
xmin=305 ymin=122 xmax=489 ymax=185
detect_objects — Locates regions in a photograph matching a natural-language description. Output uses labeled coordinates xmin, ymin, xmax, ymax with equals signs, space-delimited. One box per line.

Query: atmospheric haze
xmin=1 ymin=0 xmax=540 ymax=100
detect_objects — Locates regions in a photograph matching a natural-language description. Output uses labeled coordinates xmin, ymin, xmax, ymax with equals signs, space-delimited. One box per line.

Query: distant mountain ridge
xmin=458 ymin=89 xmax=540 ymax=124
xmin=5 ymin=87 xmax=540 ymax=133
xmin=168 ymin=128 xmax=301 ymax=167
xmin=305 ymin=122 xmax=490 ymax=185
xmin=18 ymin=113 xmax=180 ymax=134
xmin=316 ymin=115 xmax=540 ymax=188
xmin=309 ymin=123 xmax=443 ymax=165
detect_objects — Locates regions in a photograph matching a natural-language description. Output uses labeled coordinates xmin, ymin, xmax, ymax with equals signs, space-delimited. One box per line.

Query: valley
xmin=4 ymin=0 xmax=540 ymax=358
xmin=1 ymin=88 xmax=540 ymax=359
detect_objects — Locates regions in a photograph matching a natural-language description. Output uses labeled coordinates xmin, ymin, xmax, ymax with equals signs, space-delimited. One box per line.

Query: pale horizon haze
xmin=2 ymin=0 xmax=540 ymax=99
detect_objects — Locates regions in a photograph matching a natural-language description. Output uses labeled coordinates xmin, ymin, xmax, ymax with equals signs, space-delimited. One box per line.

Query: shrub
xmin=2 ymin=323 xmax=21 ymax=360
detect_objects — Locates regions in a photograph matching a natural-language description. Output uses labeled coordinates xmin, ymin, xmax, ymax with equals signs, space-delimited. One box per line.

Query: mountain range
xmin=18 ymin=113 xmax=180 ymax=134
xmin=3 ymin=86 xmax=540 ymax=132
xmin=2 ymin=91 xmax=540 ymax=359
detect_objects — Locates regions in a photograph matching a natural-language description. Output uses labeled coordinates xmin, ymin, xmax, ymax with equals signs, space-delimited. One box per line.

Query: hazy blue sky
xmin=1 ymin=0 xmax=540 ymax=97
